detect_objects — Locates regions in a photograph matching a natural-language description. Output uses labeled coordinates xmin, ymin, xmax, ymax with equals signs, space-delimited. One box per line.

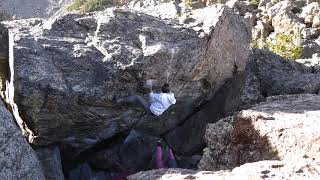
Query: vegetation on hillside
xmin=267 ymin=34 xmax=303 ymax=60
xmin=251 ymin=33 xmax=303 ymax=60
xmin=67 ymin=0 xmax=123 ymax=12
xmin=249 ymin=0 xmax=260 ymax=6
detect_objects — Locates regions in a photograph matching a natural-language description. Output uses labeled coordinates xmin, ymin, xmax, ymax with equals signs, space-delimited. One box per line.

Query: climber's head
xmin=161 ymin=83 xmax=171 ymax=93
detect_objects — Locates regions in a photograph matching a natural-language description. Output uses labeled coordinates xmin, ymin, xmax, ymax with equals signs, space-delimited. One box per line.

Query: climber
xmin=114 ymin=82 xmax=176 ymax=116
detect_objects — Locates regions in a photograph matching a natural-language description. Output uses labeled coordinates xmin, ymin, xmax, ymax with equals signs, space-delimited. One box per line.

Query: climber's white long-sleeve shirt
xmin=149 ymin=92 xmax=176 ymax=116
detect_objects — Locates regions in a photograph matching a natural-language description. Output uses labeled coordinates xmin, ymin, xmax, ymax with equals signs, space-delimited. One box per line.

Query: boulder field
xmin=0 ymin=1 xmax=319 ymax=179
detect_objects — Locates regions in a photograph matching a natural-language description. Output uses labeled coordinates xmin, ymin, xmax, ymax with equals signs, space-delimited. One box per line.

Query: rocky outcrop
xmin=128 ymin=159 xmax=320 ymax=179
xmin=0 ymin=0 xmax=72 ymax=19
xmin=198 ymin=94 xmax=320 ymax=172
xmin=250 ymin=49 xmax=320 ymax=96
xmin=128 ymin=168 xmax=228 ymax=180
xmin=35 ymin=147 xmax=65 ymax=180
xmin=0 ymin=100 xmax=44 ymax=179
xmin=1 ymin=5 xmax=251 ymax=153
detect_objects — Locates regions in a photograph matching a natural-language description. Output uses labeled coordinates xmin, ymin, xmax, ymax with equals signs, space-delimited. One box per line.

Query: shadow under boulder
xmin=161 ymin=53 xmax=267 ymax=157
xmin=35 ymin=146 xmax=65 ymax=180
xmin=88 ymin=130 xmax=159 ymax=172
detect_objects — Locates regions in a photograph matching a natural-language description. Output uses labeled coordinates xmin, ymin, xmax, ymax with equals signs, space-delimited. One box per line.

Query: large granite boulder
xmin=0 ymin=100 xmax=44 ymax=179
xmin=128 ymin=159 xmax=320 ymax=179
xmin=128 ymin=168 xmax=229 ymax=180
xmin=250 ymin=49 xmax=320 ymax=96
xmin=198 ymin=94 xmax=320 ymax=171
xmin=1 ymin=6 xmax=251 ymax=150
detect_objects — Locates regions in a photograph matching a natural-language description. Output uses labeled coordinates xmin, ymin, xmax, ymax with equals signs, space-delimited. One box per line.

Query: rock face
xmin=0 ymin=25 xmax=9 ymax=91
xmin=0 ymin=0 xmax=72 ymax=19
xmin=35 ymin=147 xmax=65 ymax=180
xmin=250 ymin=49 xmax=320 ymax=96
xmin=198 ymin=94 xmax=320 ymax=172
xmin=128 ymin=168 xmax=228 ymax=180
xmin=1 ymin=6 xmax=251 ymax=152
xmin=0 ymin=100 xmax=44 ymax=179
xmin=128 ymin=159 xmax=320 ymax=180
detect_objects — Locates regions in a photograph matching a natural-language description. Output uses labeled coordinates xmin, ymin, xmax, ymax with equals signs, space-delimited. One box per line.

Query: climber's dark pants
xmin=123 ymin=95 xmax=152 ymax=114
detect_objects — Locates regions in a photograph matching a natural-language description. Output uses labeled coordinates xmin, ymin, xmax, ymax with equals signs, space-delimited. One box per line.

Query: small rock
xmin=244 ymin=12 xmax=257 ymax=27
xmin=301 ymin=27 xmax=320 ymax=39
xmin=302 ymin=39 xmax=320 ymax=58
xmin=312 ymin=15 xmax=320 ymax=28
xmin=305 ymin=14 xmax=314 ymax=27
xmin=226 ymin=0 xmax=255 ymax=15
xmin=258 ymin=0 xmax=272 ymax=9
